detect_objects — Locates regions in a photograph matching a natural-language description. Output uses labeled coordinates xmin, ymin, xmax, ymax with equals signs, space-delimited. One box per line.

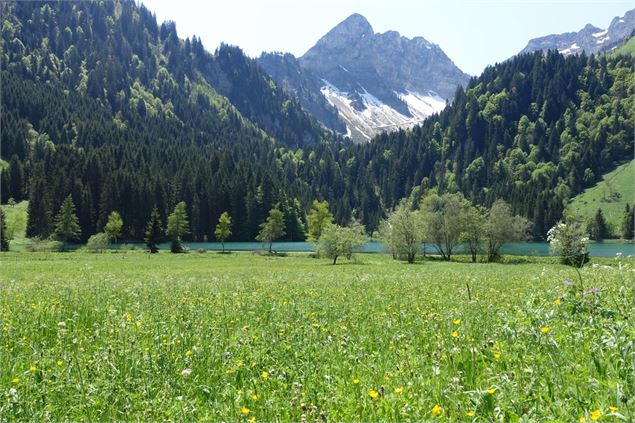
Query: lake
xmin=137 ymin=241 xmax=634 ymax=258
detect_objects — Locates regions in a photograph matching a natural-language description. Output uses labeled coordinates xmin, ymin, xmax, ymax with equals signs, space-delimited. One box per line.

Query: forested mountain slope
xmin=1 ymin=1 xmax=632 ymax=242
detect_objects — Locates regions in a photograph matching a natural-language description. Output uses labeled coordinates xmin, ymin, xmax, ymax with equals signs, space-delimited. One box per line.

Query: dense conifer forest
xmin=1 ymin=1 xmax=633 ymax=242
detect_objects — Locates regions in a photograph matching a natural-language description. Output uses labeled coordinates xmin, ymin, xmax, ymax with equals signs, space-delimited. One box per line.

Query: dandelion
xmin=467 ymin=410 xmax=475 ymax=417
xmin=487 ymin=387 xmax=497 ymax=395
xmin=252 ymin=394 xmax=259 ymax=401
xmin=452 ymin=331 xmax=459 ymax=338
xmin=590 ymin=409 xmax=602 ymax=421
xmin=185 ymin=350 xmax=193 ymax=357
xmin=352 ymin=378 xmax=360 ymax=385
xmin=29 ymin=365 xmax=37 ymax=373
xmin=11 ymin=377 xmax=20 ymax=384
xmin=368 ymin=389 xmax=379 ymax=399
xmin=608 ymin=406 xmax=618 ymax=413
xmin=243 ymin=325 xmax=250 ymax=331
xmin=240 ymin=407 xmax=250 ymax=415
xmin=494 ymin=353 xmax=501 ymax=360
xmin=540 ymin=326 xmax=550 ymax=334
xmin=394 ymin=387 xmax=404 ymax=394
xmin=431 ymin=405 xmax=443 ymax=417
xmin=453 ymin=319 xmax=461 ymax=325
xmin=57 ymin=360 xmax=63 ymax=366
xmin=554 ymin=298 xmax=561 ymax=305
xmin=260 ymin=371 xmax=269 ymax=380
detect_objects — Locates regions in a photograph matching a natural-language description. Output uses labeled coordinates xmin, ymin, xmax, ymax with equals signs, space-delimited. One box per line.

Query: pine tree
xmin=214 ymin=211 xmax=232 ymax=253
xmin=144 ymin=207 xmax=163 ymax=253
xmin=26 ymin=170 xmax=51 ymax=239
xmin=588 ymin=208 xmax=609 ymax=241
xmin=53 ymin=195 xmax=81 ymax=250
xmin=256 ymin=206 xmax=286 ymax=253
xmin=167 ymin=201 xmax=189 ymax=253
xmin=104 ymin=211 xmax=123 ymax=243
xmin=0 ymin=208 xmax=10 ymax=251
xmin=623 ymin=204 xmax=634 ymax=240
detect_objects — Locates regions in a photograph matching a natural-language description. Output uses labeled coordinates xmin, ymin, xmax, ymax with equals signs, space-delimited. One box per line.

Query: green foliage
xmin=256 ymin=207 xmax=286 ymax=253
xmin=378 ymin=201 xmax=423 ymax=263
xmin=52 ymin=195 xmax=81 ymax=248
xmin=460 ymin=205 xmax=486 ymax=263
xmin=0 ymin=208 xmax=9 ymax=251
xmin=144 ymin=207 xmax=163 ymax=254
xmin=104 ymin=211 xmax=123 ymax=243
xmin=25 ymin=237 xmax=64 ymax=252
xmin=167 ymin=202 xmax=190 ymax=253
xmin=214 ymin=211 xmax=232 ymax=252
xmin=587 ymin=208 xmax=609 ymax=241
xmin=622 ymin=204 xmax=634 ymax=240
xmin=420 ymin=193 xmax=471 ymax=261
xmin=306 ymin=200 xmax=333 ymax=243
xmin=85 ymin=232 xmax=110 ymax=253
xmin=484 ymin=200 xmax=531 ymax=262
xmin=317 ymin=220 xmax=368 ymax=264
xmin=548 ymin=216 xmax=590 ymax=267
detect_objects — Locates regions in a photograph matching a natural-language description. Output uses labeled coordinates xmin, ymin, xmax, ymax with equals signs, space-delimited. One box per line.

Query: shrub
xmin=548 ymin=217 xmax=589 ymax=267
xmin=85 ymin=232 xmax=110 ymax=252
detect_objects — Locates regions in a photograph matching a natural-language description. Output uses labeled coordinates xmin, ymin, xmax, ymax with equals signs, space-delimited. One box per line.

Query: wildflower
xmin=394 ymin=387 xmax=404 ymax=394
xmin=57 ymin=360 xmax=63 ymax=366
xmin=590 ymin=409 xmax=602 ymax=421
xmin=494 ymin=353 xmax=501 ymax=360
xmin=540 ymin=326 xmax=550 ymax=334
xmin=181 ymin=368 xmax=192 ymax=377
xmin=29 ymin=365 xmax=37 ymax=373
xmin=260 ymin=371 xmax=269 ymax=380
xmin=240 ymin=407 xmax=250 ymax=415
xmin=453 ymin=319 xmax=461 ymax=325
xmin=608 ymin=406 xmax=618 ymax=413
xmin=554 ymin=298 xmax=561 ymax=305
xmin=185 ymin=350 xmax=193 ymax=357
xmin=579 ymin=416 xmax=587 ymax=423
xmin=252 ymin=394 xmax=259 ymax=401
xmin=487 ymin=387 xmax=497 ymax=395
xmin=11 ymin=377 xmax=19 ymax=384
xmin=583 ymin=287 xmax=600 ymax=296
xmin=243 ymin=325 xmax=250 ymax=331
xmin=248 ymin=417 xmax=256 ymax=423
xmin=564 ymin=279 xmax=573 ymax=287
xmin=467 ymin=410 xmax=475 ymax=417
xmin=352 ymin=378 xmax=360 ymax=385
xmin=431 ymin=405 xmax=443 ymax=417
xmin=368 ymin=389 xmax=379 ymax=399
xmin=452 ymin=331 xmax=459 ymax=338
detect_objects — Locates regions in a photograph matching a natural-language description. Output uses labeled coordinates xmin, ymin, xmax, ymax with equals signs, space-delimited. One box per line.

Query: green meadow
xmin=1 ymin=251 xmax=633 ymax=421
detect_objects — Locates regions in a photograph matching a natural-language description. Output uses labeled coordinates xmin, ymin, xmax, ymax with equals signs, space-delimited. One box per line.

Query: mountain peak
xmin=336 ymin=13 xmax=374 ymax=36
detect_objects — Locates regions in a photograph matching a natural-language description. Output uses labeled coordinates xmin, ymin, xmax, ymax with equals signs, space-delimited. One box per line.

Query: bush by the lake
xmin=85 ymin=232 xmax=110 ymax=252
xmin=26 ymin=237 xmax=64 ymax=252
xmin=548 ymin=216 xmax=589 ymax=267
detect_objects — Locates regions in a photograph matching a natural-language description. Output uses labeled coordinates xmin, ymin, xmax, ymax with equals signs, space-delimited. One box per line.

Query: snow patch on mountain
xmin=320 ymin=81 xmax=447 ymax=142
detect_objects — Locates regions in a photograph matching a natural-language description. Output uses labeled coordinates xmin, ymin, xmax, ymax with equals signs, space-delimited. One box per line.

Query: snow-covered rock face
xmin=520 ymin=8 xmax=635 ymax=56
xmin=298 ymin=13 xmax=469 ymax=142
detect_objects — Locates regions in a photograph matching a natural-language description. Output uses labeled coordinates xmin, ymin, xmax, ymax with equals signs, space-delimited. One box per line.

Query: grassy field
xmin=568 ymin=160 xmax=635 ymax=233
xmin=1 ymin=251 xmax=634 ymax=421
xmin=612 ymin=36 xmax=635 ymax=58
xmin=1 ymin=200 xmax=29 ymax=250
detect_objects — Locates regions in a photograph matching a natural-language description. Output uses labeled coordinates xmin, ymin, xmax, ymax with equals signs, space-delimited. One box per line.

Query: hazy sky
xmin=145 ymin=0 xmax=633 ymax=76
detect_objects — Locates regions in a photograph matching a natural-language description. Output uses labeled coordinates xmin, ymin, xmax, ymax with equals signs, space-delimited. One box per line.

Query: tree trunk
xmin=332 ymin=255 xmax=338 ymax=265
xmin=268 ymin=241 xmax=272 ymax=254
xmin=222 ymin=242 xmax=225 ymax=253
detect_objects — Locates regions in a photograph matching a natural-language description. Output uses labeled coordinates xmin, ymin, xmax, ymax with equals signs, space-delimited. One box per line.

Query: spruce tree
xmin=623 ymin=204 xmax=634 ymax=240
xmin=589 ymin=208 xmax=609 ymax=241
xmin=0 ymin=208 xmax=9 ymax=251
xmin=26 ymin=170 xmax=51 ymax=239
xmin=53 ymin=195 xmax=82 ymax=250
xmin=167 ymin=201 xmax=189 ymax=253
xmin=144 ymin=207 xmax=163 ymax=253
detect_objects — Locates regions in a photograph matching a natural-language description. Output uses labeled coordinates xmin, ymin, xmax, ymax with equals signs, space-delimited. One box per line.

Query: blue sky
xmin=145 ymin=0 xmax=633 ymax=75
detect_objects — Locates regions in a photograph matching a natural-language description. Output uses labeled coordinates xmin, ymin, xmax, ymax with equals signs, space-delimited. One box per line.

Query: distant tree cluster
xmin=378 ymin=193 xmax=530 ymax=263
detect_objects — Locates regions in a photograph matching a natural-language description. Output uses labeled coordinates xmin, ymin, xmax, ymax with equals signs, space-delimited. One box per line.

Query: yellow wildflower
xmin=467 ymin=410 xmax=475 ymax=417
xmin=243 ymin=325 xmax=250 ymax=331
xmin=394 ymin=387 xmax=404 ymax=394
xmin=608 ymin=407 xmax=618 ymax=413
xmin=432 ymin=405 xmax=443 ymax=417
xmin=352 ymin=378 xmax=360 ymax=385
xmin=579 ymin=416 xmax=587 ymax=423
xmin=29 ymin=365 xmax=37 ymax=373
xmin=260 ymin=371 xmax=269 ymax=380
xmin=368 ymin=389 xmax=379 ymax=399
xmin=590 ymin=409 xmax=602 ymax=421
xmin=185 ymin=350 xmax=193 ymax=357
xmin=540 ymin=326 xmax=550 ymax=334
xmin=453 ymin=319 xmax=461 ymax=325
xmin=11 ymin=377 xmax=20 ymax=384
xmin=554 ymin=298 xmax=561 ymax=305
xmin=57 ymin=360 xmax=63 ymax=366
xmin=248 ymin=417 xmax=256 ymax=423
xmin=452 ymin=331 xmax=459 ymax=338
xmin=494 ymin=353 xmax=501 ymax=360
xmin=487 ymin=387 xmax=497 ymax=395
xmin=252 ymin=394 xmax=259 ymax=401
xmin=240 ymin=407 xmax=250 ymax=415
